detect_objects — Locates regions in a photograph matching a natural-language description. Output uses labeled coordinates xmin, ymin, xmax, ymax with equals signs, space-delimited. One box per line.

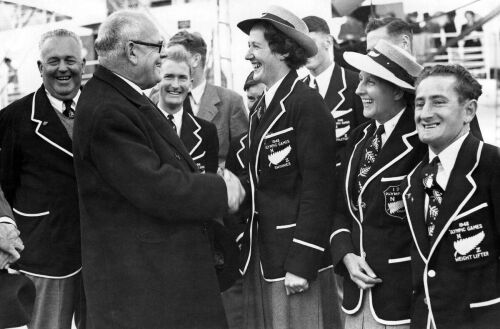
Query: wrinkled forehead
xmin=40 ymin=36 xmax=82 ymax=59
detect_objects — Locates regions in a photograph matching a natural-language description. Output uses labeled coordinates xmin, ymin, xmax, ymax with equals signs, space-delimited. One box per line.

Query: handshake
xmin=218 ymin=168 xmax=246 ymax=214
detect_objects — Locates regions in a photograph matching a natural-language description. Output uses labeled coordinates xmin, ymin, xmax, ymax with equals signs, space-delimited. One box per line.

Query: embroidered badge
xmin=384 ymin=185 xmax=405 ymax=219
xmin=264 ymin=131 xmax=294 ymax=170
xmin=268 ymin=145 xmax=291 ymax=166
xmin=449 ymin=221 xmax=489 ymax=262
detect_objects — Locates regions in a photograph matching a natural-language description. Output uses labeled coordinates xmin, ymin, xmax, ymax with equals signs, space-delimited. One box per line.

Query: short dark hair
xmin=168 ymin=30 xmax=207 ymax=68
xmin=415 ymin=64 xmax=483 ymax=102
xmin=366 ymin=17 xmax=413 ymax=41
xmin=257 ymin=22 xmax=308 ymax=70
xmin=243 ymin=71 xmax=259 ymax=91
xmin=302 ymin=16 xmax=330 ymax=34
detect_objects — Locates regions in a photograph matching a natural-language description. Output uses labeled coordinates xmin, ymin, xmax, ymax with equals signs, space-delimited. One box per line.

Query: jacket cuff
xmin=284 ymin=238 xmax=325 ymax=281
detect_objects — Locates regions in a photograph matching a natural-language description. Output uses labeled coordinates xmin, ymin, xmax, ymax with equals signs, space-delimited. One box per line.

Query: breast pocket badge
xmin=264 ymin=129 xmax=294 ymax=171
xmin=449 ymin=220 xmax=489 ymax=263
xmin=384 ymin=185 xmax=405 ymax=219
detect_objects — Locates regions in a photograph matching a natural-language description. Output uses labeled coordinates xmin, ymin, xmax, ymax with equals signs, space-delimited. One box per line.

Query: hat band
xmin=369 ymin=51 xmax=415 ymax=87
xmin=261 ymin=13 xmax=295 ymax=28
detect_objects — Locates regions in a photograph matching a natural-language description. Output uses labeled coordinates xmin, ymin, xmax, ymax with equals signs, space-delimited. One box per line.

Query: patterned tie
xmin=255 ymin=97 xmax=266 ymax=121
xmin=63 ymin=99 xmax=75 ymax=119
xmin=422 ymin=156 xmax=444 ymax=238
xmin=354 ymin=124 xmax=385 ymax=202
xmin=167 ymin=114 xmax=177 ymax=134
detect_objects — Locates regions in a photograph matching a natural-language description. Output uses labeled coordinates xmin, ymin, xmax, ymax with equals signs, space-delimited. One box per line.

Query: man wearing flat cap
xmin=236 ymin=5 xmax=337 ymax=329
xmin=331 ymin=39 xmax=427 ymax=328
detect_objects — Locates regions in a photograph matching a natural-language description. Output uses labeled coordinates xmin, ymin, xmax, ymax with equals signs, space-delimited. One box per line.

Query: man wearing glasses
xmin=0 ymin=29 xmax=86 ymax=329
xmin=73 ymin=10 xmax=243 ymax=329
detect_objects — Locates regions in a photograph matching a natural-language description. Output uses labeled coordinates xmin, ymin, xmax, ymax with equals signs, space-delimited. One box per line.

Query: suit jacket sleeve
xmin=283 ymin=90 xmax=336 ymax=280
xmin=229 ymin=94 xmax=249 ymax=143
xmin=89 ymin=107 xmax=228 ymax=221
xmin=0 ymin=187 xmax=13 ymax=220
xmin=205 ymin=121 xmax=219 ymax=174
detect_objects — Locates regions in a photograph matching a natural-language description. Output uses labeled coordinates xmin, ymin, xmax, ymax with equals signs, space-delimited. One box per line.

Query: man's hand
xmin=284 ymin=272 xmax=309 ymax=296
xmin=220 ymin=169 xmax=245 ymax=214
xmin=0 ymin=223 xmax=24 ymax=264
xmin=343 ymin=253 xmax=382 ymax=290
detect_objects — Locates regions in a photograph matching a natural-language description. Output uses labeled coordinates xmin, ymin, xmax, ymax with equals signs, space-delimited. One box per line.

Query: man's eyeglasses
xmin=130 ymin=40 xmax=164 ymax=53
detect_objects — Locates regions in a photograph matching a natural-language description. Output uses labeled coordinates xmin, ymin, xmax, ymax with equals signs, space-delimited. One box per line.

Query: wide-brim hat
xmin=343 ymin=39 xmax=423 ymax=92
xmin=0 ymin=270 xmax=36 ymax=328
xmin=237 ymin=5 xmax=318 ymax=57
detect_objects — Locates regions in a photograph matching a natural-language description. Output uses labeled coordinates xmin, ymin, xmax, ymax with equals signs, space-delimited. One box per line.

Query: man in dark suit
xmin=302 ymin=16 xmax=365 ymax=169
xmin=0 ymin=29 xmax=85 ymax=329
xmin=403 ymin=64 xmax=500 ymax=329
xmin=167 ymin=30 xmax=249 ymax=166
xmin=73 ymin=10 xmax=245 ymax=329
xmin=331 ymin=40 xmax=427 ymax=328
xmin=0 ymin=187 xmax=23 ymax=269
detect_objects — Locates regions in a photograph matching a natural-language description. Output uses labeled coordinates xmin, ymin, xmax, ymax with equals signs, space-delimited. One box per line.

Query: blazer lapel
xmin=31 ymin=85 xmax=73 ymax=157
xmin=403 ymin=159 xmax=430 ymax=260
xmin=180 ymin=111 xmax=202 ymax=157
xmin=197 ymin=84 xmax=220 ymax=122
xmin=428 ymin=135 xmax=481 ymax=255
xmin=324 ymin=64 xmax=346 ymax=113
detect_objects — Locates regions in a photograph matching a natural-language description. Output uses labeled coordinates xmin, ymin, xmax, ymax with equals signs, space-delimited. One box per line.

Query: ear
xmin=278 ymin=53 xmax=288 ymax=61
xmin=37 ymin=60 xmax=43 ymax=77
xmin=126 ymin=41 xmax=139 ymax=65
xmin=191 ymin=53 xmax=202 ymax=68
xmin=324 ymin=34 xmax=333 ymax=49
xmin=463 ymin=99 xmax=477 ymax=124
xmin=400 ymin=34 xmax=411 ymax=52
xmin=393 ymin=87 xmax=405 ymax=101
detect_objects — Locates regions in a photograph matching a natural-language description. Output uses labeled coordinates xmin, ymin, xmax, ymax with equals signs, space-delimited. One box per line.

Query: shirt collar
xmin=375 ymin=107 xmax=405 ymax=140
xmin=113 ymin=72 xmax=143 ymax=95
xmin=264 ymin=75 xmax=286 ymax=107
xmin=309 ymin=62 xmax=334 ymax=98
xmin=157 ymin=104 xmax=183 ymax=135
xmin=428 ymin=132 xmax=469 ymax=174
xmin=190 ymin=80 xmax=207 ymax=105
xmin=45 ymin=88 xmax=81 ymax=114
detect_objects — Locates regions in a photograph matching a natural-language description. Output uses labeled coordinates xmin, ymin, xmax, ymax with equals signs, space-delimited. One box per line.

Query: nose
xmin=355 ymin=81 xmax=365 ymax=96
xmin=420 ymin=102 xmax=433 ymax=119
xmin=245 ymin=48 xmax=253 ymax=61
xmin=57 ymin=60 xmax=69 ymax=72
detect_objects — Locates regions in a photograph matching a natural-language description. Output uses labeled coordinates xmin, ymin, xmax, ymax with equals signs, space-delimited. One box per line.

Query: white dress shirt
xmin=189 ymin=80 xmax=207 ymax=116
xmin=375 ymin=107 xmax=405 ymax=148
xmin=307 ymin=63 xmax=335 ymax=98
xmin=45 ymin=89 xmax=81 ymax=113
xmin=158 ymin=104 xmax=183 ymax=136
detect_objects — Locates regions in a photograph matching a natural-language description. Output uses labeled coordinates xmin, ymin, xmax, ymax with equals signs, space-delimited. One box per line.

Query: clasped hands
xmin=0 ymin=222 xmax=24 ymax=269
xmin=219 ymin=168 xmax=245 ymax=214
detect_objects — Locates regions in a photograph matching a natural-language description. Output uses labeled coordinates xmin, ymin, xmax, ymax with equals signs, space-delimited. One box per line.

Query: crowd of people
xmin=0 ymin=4 xmax=498 ymax=329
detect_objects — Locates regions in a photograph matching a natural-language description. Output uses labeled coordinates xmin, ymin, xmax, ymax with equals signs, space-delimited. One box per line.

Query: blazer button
xmin=175 ymin=153 xmax=181 ymax=160
xmin=427 ymin=269 xmax=436 ymax=278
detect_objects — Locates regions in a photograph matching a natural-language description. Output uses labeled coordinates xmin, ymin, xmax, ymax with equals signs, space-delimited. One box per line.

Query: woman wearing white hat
xmin=236 ymin=5 xmax=338 ymax=329
xmin=330 ymin=39 xmax=427 ymax=329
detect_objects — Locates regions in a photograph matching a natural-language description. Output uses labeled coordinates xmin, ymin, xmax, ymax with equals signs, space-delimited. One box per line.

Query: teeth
xmin=423 ymin=123 xmax=438 ymax=129
xmin=57 ymin=77 xmax=70 ymax=80
xmin=362 ymin=99 xmax=373 ymax=104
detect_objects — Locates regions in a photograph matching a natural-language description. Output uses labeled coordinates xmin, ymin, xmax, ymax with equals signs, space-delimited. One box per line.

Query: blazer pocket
xmin=276 ymin=223 xmax=296 ymax=230
xmin=470 ymin=296 xmax=500 ymax=309
xmin=380 ymin=176 xmax=406 ymax=220
xmin=13 ymin=208 xmax=50 ymax=237
xmin=388 ymin=256 xmax=411 ymax=264
xmin=263 ymin=128 xmax=296 ymax=175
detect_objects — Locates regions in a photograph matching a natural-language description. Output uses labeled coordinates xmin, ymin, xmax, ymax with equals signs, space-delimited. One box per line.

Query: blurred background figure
xmin=243 ymin=71 xmax=265 ymax=112
xmin=461 ymin=10 xmax=483 ymax=47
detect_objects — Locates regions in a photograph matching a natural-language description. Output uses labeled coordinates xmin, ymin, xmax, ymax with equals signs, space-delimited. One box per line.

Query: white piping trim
xmin=20 ymin=267 xmax=81 ymax=279
xmin=186 ymin=113 xmax=202 ymax=156
xmin=329 ymin=228 xmax=350 ymax=244
xmin=331 ymin=67 xmax=347 ymax=113
xmin=336 ymin=162 xmax=341 ymax=167
xmin=292 ymin=238 xmax=325 ymax=252
xmin=369 ymin=289 xmax=411 ymax=325
xmin=454 ymin=202 xmax=488 ymax=221
xmin=388 ymin=256 xmax=411 ymax=264
xmin=381 ymin=175 xmax=406 ymax=182
xmin=342 ymin=289 xmax=364 ymax=315
xmin=260 ymin=262 xmax=285 ymax=282
xmin=240 ymin=167 xmax=256 ymax=275
xmin=13 ymin=208 xmax=49 ymax=217
xmin=235 ymin=232 xmax=244 ymax=244
xmin=191 ymin=151 xmax=206 ymax=161
xmin=470 ymin=296 xmax=500 ymax=308
xmin=236 ymin=134 xmax=248 ymax=169
xmin=264 ymin=127 xmax=294 ymax=139
xmin=30 ymin=89 xmax=73 ymax=157
xmin=318 ymin=264 xmax=333 ymax=272
xmin=276 ymin=223 xmax=296 ymax=229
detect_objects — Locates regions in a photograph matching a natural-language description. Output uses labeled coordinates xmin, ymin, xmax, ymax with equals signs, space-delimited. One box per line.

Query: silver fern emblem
xmin=428 ymin=205 xmax=439 ymax=219
xmin=359 ymin=166 xmax=371 ymax=177
xmin=423 ymin=174 xmax=434 ymax=189
xmin=388 ymin=200 xmax=404 ymax=214
xmin=268 ymin=145 xmax=291 ymax=165
xmin=454 ymin=231 xmax=485 ymax=256
xmin=428 ymin=224 xmax=435 ymax=236
xmin=432 ymin=190 xmax=443 ymax=204
xmin=365 ymin=151 xmax=376 ymax=163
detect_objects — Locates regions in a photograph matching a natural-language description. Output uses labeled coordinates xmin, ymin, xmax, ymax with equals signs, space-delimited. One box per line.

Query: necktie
xmin=422 ymin=156 xmax=444 ymax=238
xmin=167 ymin=114 xmax=177 ymax=134
xmin=63 ymin=99 xmax=75 ymax=119
xmin=354 ymin=124 xmax=385 ymax=203
xmin=313 ymin=78 xmax=319 ymax=92
xmin=255 ymin=97 xmax=266 ymax=121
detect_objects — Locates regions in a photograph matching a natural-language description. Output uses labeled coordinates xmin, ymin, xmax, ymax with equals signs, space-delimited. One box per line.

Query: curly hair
xmin=415 ymin=64 xmax=483 ymax=103
xmin=257 ymin=22 xmax=308 ymax=70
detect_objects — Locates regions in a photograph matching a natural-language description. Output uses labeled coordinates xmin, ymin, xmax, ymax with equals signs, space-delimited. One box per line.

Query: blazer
xmin=196 ymin=83 xmax=249 ymax=166
xmin=331 ymin=106 xmax=427 ymax=325
xmin=402 ymin=134 xmax=500 ymax=329
xmin=73 ymin=66 xmax=229 ymax=329
xmin=0 ymin=85 xmax=81 ymax=277
xmin=239 ymin=70 xmax=336 ymax=282
xmin=180 ymin=110 xmax=219 ymax=174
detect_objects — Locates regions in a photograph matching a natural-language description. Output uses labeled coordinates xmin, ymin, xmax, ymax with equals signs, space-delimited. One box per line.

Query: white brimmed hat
xmin=237 ymin=5 xmax=318 ymax=57
xmin=344 ymin=39 xmax=423 ymax=91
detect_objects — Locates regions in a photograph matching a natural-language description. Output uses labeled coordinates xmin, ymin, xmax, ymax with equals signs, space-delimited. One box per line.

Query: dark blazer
xmin=0 ymin=187 xmax=13 ymax=219
xmin=302 ymin=64 xmax=366 ymax=168
xmin=196 ymin=83 xmax=249 ymax=165
xmin=0 ymin=85 xmax=81 ymax=277
xmin=331 ymin=107 xmax=427 ymax=325
xmin=180 ymin=110 xmax=219 ymax=174
xmin=73 ymin=66 xmax=228 ymax=329
xmin=239 ymin=70 xmax=336 ymax=281
xmin=402 ymin=134 xmax=500 ymax=329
